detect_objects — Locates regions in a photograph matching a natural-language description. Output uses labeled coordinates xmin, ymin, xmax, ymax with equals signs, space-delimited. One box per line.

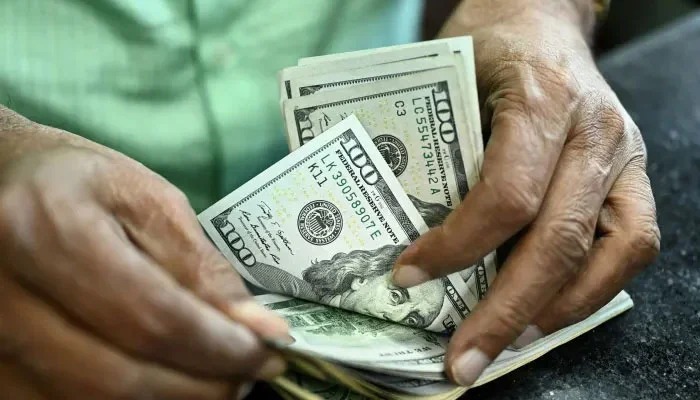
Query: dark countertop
xmin=469 ymin=12 xmax=700 ymax=400
xmin=256 ymin=13 xmax=700 ymax=400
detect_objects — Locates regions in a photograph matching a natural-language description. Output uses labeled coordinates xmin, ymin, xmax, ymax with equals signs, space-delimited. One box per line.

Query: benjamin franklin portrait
xmin=246 ymin=195 xmax=452 ymax=329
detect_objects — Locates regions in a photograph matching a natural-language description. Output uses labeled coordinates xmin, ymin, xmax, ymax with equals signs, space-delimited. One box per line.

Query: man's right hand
xmin=0 ymin=108 xmax=288 ymax=399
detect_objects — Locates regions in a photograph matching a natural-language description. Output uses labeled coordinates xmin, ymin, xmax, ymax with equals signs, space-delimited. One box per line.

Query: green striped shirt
xmin=0 ymin=0 xmax=422 ymax=210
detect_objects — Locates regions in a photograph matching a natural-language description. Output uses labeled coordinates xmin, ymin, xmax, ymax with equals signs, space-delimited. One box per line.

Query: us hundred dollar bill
xmin=283 ymin=68 xmax=479 ymax=215
xmin=283 ymin=58 xmax=495 ymax=302
xmin=298 ymin=37 xmax=484 ymax=167
xmin=285 ymin=55 xmax=455 ymax=100
xmin=200 ymin=116 xmax=476 ymax=332
xmin=270 ymin=291 xmax=634 ymax=400
xmin=257 ymin=293 xmax=448 ymax=364
xmin=279 ymin=43 xmax=453 ymax=100
xmin=286 ymin=38 xmax=498 ymax=305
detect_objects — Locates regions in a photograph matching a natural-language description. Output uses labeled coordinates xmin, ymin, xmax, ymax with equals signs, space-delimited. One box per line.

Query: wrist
xmin=0 ymin=105 xmax=105 ymax=172
xmin=441 ymin=0 xmax=596 ymax=43
xmin=0 ymin=105 xmax=42 ymax=171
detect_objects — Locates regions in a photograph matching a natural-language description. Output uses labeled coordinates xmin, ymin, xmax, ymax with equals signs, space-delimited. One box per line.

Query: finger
xmin=111 ymin=185 xmax=288 ymax=340
xmin=0 ymin=187 xmax=284 ymax=379
xmin=444 ymin=104 xmax=631 ymax=386
xmin=392 ymin=83 xmax=571 ymax=285
xmin=532 ymin=162 xmax=660 ymax=335
xmin=0 ymin=363 xmax=46 ymax=400
xmin=0 ymin=273 xmax=233 ymax=400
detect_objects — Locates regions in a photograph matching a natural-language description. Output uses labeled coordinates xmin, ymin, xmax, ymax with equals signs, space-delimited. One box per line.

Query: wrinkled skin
xmin=0 ymin=108 xmax=289 ymax=399
xmin=392 ymin=0 xmax=661 ymax=386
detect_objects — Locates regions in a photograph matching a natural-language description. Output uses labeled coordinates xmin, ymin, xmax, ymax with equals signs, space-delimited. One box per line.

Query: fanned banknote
xmin=200 ymin=115 xmax=475 ymax=333
xmin=280 ymin=43 xmax=453 ymax=100
xmin=268 ymin=292 xmax=633 ymax=400
xmin=281 ymin=37 xmax=497 ymax=305
xmin=296 ymin=37 xmax=484 ymax=168
xmin=258 ymin=293 xmax=448 ymax=364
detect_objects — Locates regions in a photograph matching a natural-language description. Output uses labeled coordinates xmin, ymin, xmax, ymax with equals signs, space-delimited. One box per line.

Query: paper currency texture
xmin=200 ymin=116 xmax=474 ymax=332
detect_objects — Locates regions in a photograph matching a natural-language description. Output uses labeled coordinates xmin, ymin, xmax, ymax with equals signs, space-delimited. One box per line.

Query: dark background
xmin=596 ymin=0 xmax=700 ymax=52
xmin=422 ymin=0 xmax=700 ymax=54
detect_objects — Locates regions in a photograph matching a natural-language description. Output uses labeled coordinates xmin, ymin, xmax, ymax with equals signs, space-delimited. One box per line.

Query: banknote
xmin=280 ymin=42 xmax=453 ymax=99
xmin=460 ymin=251 xmax=498 ymax=301
xmin=286 ymin=55 xmax=457 ymax=99
xmin=200 ymin=115 xmax=475 ymax=332
xmin=286 ymin=37 xmax=493 ymax=287
xmin=271 ymin=291 xmax=634 ymax=399
xmin=297 ymin=39 xmax=457 ymax=67
xmin=265 ymin=289 xmax=632 ymax=383
xmin=275 ymin=372 xmax=365 ymax=400
xmin=298 ymin=37 xmax=484 ymax=168
xmin=283 ymin=68 xmax=479 ymax=213
xmin=280 ymin=44 xmax=453 ymax=100
xmin=282 ymin=66 xmax=498 ymax=299
xmin=257 ymin=293 xmax=448 ymax=363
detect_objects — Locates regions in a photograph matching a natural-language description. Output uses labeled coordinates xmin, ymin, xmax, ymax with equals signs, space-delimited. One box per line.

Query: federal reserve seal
xmin=297 ymin=200 xmax=343 ymax=245
xmin=373 ymin=135 xmax=408 ymax=176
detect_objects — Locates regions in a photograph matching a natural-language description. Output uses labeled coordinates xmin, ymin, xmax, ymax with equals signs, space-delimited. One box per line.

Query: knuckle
xmin=567 ymin=303 xmax=596 ymax=325
xmin=150 ymin=189 xmax=191 ymax=228
xmin=573 ymin=95 xmax=629 ymax=157
xmin=164 ymin=186 xmax=192 ymax=211
xmin=491 ymin=89 xmax=532 ymax=117
xmin=628 ymin=129 xmax=649 ymax=164
xmin=627 ymin=219 xmax=661 ymax=266
xmin=129 ymin=305 xmax=185 ymax=359
xmin=193 ymin=251 xmax=248 ymax=303
xmin=557 ymin=292 xmax=597 ymax=326
xmin=539 ymin=213 xmax=595 ymax=275
xmin=482 ymin=297 xmax=531 ymax=342
xmin=181 ymin=260 xmax=206 ymax=291
xmin=489 ymin=56 xmax=578 ymax=117
xmin=161 ymin=188 xmax=198 ymax=231
xmin=486 ymin=176 xmax=542 ymax=226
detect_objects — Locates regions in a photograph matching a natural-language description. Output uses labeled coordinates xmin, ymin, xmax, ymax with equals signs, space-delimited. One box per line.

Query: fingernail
xmin=512 ymin=325 xmax=544 ymax=349
xmin=236 ymin=382 xmax=254 ymax=400
xmin=263 ymin=335 xmax=296 ymax=351
xmin=451 ymin=348 xmax=491 ymax=387
xmin=255 ymin=355 xmax=287 ymax=380
xmin=228 ymin=301 xmax=289 ymax=340
xmin=391 ymin=265 xmax=431 ymax=287
xmin=279 ymin=334 xmax=296 ymax=345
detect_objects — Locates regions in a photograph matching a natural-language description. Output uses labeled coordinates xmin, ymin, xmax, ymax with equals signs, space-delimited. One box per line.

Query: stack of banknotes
xmin=198 ymin=37 xmax=634 ymax=400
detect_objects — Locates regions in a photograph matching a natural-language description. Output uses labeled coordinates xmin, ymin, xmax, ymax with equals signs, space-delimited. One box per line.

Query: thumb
xmin=390 ymin=175 xmax=512 ymax=287
xmin=391 ymin=91 xmax=557 ymax=287
xmin=391 ymin=217 xmax=481 ymax=287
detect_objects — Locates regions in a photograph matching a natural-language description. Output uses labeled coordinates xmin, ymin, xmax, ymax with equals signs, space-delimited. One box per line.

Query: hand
xmin=391 ymin=0 xmax=660 ymax=387
xmin=0 ymin=114 xmax=289 ymax=399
